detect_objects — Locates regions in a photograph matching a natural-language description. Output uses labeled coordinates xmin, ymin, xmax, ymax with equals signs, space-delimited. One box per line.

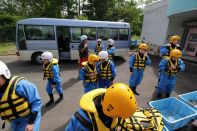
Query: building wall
xmin=165 ymin=18 xmax=185 ymax=44
xmin=167 ymin=0 xmax=197 ymax=16
xmin=141 ymin=0 xmax=197 ymax=56
xmin=141 ymin=0 xmax=168 ymax=55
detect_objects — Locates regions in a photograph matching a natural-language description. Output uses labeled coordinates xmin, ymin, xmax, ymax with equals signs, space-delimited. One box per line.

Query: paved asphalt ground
xmin=0 ymin=55 xmax=196 ymax=131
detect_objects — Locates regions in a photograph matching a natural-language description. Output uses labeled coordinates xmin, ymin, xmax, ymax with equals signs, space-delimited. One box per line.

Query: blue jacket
xmin=160 ymin=44 xmax=184 ymax=57
xmin=50 ymin=64 xmax=62 ymax=83
xmin=0 ymin=78 xmax=42 ymax=123
xmin=159 ymin=58 xmax=185 ymax=74
xmin=106 ymin=46 xmax=116 ymax=55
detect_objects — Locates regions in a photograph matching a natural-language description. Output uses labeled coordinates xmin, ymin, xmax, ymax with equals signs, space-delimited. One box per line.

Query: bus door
xmin=56 ymin=26 xmax=71 ymax=59
xmin=70 ymin=27 xmax=82 ymax=60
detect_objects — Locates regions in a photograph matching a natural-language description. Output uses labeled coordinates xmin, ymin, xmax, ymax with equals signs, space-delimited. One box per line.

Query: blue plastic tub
xmin=178 ymin=91 xmax=197 ymax=111
xmin=149 ymin=97 xmax=197 ymax=130
xmin=163 ymin=126 xmax=169 ymax=131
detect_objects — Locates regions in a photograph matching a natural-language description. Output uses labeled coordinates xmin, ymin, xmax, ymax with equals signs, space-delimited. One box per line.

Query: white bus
xmin=16 ymin=18 xmax=131 ymax=63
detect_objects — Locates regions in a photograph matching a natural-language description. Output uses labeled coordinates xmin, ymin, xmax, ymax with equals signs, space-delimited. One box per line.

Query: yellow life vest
xmin=0 ymin=76 xmax=30 ymax=120
xmin=164 ymin=57 xmax=179 ymax=76
xmin=43 ymin=58 xmax=58 ymax=79
xmin=80 ymin=89 xmax=118 ymax=131
xmin=96 ymin=45 xmax=102 ymax=54
xmin=82 ymin=61 xmax=97 ymax=83
xmin=162 ymin=45 xmax=178 ymax=58
xmin=117 ymin=107 xmax=164 ymax=131
xmin=133 ymin=53 xmax=146 ymax=69
xmin=100 ymin=60 xmax=112 ymax=80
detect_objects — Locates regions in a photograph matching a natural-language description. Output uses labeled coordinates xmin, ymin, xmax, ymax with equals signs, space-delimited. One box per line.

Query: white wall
xmin=141 ymin=0 xmax=169 ymax=46
xmin=165 ymin=18 xmax=185 ymax=44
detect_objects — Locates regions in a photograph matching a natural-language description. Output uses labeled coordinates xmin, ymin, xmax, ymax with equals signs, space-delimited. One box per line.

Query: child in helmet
xmin=156 ymin=35 xmax=183 ymax=88
xmin=94 ymin=39 xmax=105 ymax=55
xmin=97 ymin=51 xmax=116 ymax=88
xmin=65 ymin=83 xmax=137 ymax=131
xmin=156 ymin=49 xmax=185 ymax=98
xmin=79 ymin=54 xmax=99 ymax=93
xmin=41 ymin=51 xmax=64 ymax=107
xmin=129 ymin=43 xmax=151 ymax=95
xmin=78 ymin=35 xmax=89 ymax=68
xmin=0 ymin=61 xmax=42 ymax=131
xmin=160 ymin=35 xmax=182 ymax=58
xmin=106 ymin=39 xmax=116 ymax=61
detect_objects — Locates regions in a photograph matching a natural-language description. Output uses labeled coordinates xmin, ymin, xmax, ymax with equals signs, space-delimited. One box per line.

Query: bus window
xmin=83 ymin=27 xmax=96 ymax=40
xmin=119 ymin=29 xmax=129 ymax=40
xmin=71 ymin=27 xmax=82 ymax=41
xmin=98 ymin=28 xmax=118 ymax=40
xmin=18 ymin=24 xmax=27 ymax=50
xmin=24 ymin=25 xmax=55 ymax=40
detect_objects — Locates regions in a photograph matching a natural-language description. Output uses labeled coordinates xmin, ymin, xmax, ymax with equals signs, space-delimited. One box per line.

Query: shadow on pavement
xmin=6 ymin=61 xmax=42 ymax=74
xmin=114 ymin=56 xmax=127 ymax=67
xmin=62 ymin=78 xmax=80 ymax=91
xmin=6 ymin=59 xmax=79 ymax=74
xmin=41 ymin=103 xmax=58 ymax=117
xmin=59 ymin=60 xmax=79 ymax=71
xmin=54 ymin=121 xmax=70 ymax=131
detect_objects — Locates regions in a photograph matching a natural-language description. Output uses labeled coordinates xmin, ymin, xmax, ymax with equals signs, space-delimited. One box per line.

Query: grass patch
xmin=0 ymin=42 xmax=16 ymax=55
xmin=131 ymin=35 xmax=140 ymax=40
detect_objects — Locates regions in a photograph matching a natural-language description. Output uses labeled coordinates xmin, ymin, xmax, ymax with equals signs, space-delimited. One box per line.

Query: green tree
xmin=63 ymin=0 xmax=78 ymax=18
xmin=0 ymin=0 xmax=18 ymax=15
xmin=0 ymin=0 xmax=144 ymax=39
xmin=0 ymin=14 xmax=24 ymax=41
xmin=83 ymin=0 xmax=116 ymax=20
xmin=108 ymin=1 xmax=143 ymax=35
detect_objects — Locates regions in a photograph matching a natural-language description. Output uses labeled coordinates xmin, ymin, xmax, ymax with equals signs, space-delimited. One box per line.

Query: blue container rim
xmin=178 ymin=91 xmax=197 ymax=97
xmin=177 ymin=91 xmax=197 ymax=109
xmin=149 ymin=97 xmax=197 ymax=123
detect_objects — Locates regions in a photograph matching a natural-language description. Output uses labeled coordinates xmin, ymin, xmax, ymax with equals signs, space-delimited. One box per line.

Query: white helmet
xmin=41 ymin=52 xmax=53 ymax=62
xmin=98 ymin=51 xmax=108 ymax=61
xmin=108 ymin=39 xmax=114 ymax=45
xmin=97 ymin=39 xmax=102 ymax=42
xmin=0 ymin=61 xmax=11 ymax=79
xmin=80 ymin=35 xmax=88 ymax=41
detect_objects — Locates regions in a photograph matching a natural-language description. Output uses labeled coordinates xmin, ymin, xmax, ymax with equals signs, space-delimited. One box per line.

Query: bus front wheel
xmin=31 ymin=52 xmax=43 ymax=64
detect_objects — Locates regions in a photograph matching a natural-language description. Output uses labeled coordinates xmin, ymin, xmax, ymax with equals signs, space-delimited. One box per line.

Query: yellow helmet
xmin=170 ymin=35 xmax=180 ymax=43
xmin=102 ymin=83 xmax=137 ymax=119
xmin=170 ymin=49 xmax=182 ymax=58
xmin=139 ymin=43 xmax=148 ymax=50
xmin=88 ymin=54 xmax=99 ymax=64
